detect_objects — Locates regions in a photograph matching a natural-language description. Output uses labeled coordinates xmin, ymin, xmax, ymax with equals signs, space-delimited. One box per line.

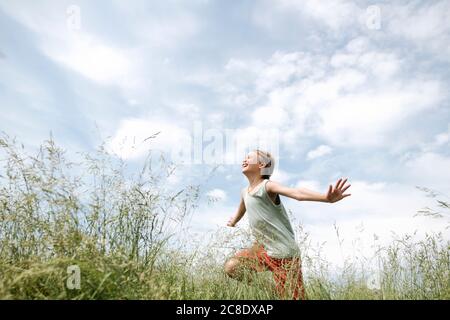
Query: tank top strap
xmin=247 ymin=179 xmax=267 ymax=196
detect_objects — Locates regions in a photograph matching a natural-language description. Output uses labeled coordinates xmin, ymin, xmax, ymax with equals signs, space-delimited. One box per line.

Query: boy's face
xmin=241 ymin=151 xmax=262 ymax=174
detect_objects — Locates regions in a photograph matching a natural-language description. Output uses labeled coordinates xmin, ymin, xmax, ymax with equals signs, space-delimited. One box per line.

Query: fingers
xmin=335 ymin=178 xmax=350 ymax=191
xmin=340 ymin=178 xmax=348 ymax=189
xmin=331 ymin=179 xmax=351 ymax=201
xmin=334 ymin=178 xmax=342 ymax=191
xmin=342 ymin=184 xmax=351 ymax=192
xmin=337 ymin=178 xmax=348 ymax=190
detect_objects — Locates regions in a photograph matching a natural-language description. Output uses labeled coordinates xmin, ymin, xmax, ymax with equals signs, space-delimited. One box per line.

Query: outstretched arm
xmin=266 ymin=178 xmax=351 ymax=203
xmin=227 ymin=196 xmax=246 ymax=227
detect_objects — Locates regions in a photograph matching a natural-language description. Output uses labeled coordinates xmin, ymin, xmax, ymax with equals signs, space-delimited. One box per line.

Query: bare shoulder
xmin=266 ymin=180 xmax=284 ymax=204
xmin=265 ymin=180 xmax=280 ymax=195
xmin=265 ymin=180 xmax=300 ymax=201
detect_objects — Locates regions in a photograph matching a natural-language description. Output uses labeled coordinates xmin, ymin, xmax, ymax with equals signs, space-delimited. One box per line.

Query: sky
xmin=1 ymin=0 xmax=449 ymax=269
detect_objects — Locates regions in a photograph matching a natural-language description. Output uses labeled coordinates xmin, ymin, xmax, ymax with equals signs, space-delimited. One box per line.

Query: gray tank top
xmin=242 ymin=179 xmax=300 ymax=259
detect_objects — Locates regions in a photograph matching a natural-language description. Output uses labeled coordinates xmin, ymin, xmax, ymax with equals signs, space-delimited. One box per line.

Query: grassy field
xmin=0 ymin=134 xmax=448 ymax=300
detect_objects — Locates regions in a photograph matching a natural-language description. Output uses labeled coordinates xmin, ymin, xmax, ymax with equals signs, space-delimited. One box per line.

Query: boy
xmin=224 ymin=149 xmax=351 ymax=300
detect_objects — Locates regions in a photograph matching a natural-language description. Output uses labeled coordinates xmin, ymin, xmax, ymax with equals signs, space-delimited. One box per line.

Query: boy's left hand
xmin=326 ymin=178 xmax=351 ymax=203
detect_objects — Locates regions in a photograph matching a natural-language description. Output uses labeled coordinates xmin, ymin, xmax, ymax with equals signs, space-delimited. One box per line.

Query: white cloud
xmin=107 ymin=118 xmax=191 ymax=160
xmin=331 ymin=37 xmax=402 ymax=79
xmin=295 ymin=179 xmax=322 ymax=192
xmin=317 ymin=78 xmax=443 ymax=147
xmin=112 ymin=1 xmax=201 ymax=49
xmin=401 ymin=152 xmax=450 ymax=194
xmin=43 ymin=34 xmax=140 ymax=87
xmin=225 ymin=174 xmax=234 ymax=181
xmin=385 ymin=1 xmax=450 ymax=60
xmin=208 ymin=39 xmax=445 ymax=151
xmin=171 ymin=103 xmax=202 ymax=122
xmin=418 ymin=125 xmax=450 ymax=153
xmin=206 ymin=188 xmax=227 ymax=202
xmin=433 ymin=132 xmax=449 ymax=146
xmin=221 ymin=126 xmax=281 ymax=165
xmin=258 ymin=0 xmax=363 ymax=31
xmin=251 ymin=105 xmax=289 ymax=127
xmin=0 ymin=2 xmax=144 ymax=93
xmin=0 ymin=1 xmax=201 ymax=97
xmin=270 ymin=168 xmax=294 ymax=185
xmin=288 ymin=0 xmax=361 ymax=30
xmin=307 ymin=145 xmax=333 ymax=160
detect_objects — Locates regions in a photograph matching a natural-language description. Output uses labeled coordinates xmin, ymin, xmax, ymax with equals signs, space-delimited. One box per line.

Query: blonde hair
xmin=254 ymin=149 xmax=275 ymax=179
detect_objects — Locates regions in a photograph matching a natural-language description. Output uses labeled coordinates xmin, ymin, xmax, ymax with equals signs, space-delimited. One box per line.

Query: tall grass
xmin=0 ymin=134 xmax=448 ymax=299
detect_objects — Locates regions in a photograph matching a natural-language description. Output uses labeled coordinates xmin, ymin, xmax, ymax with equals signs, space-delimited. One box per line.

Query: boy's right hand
xmin=227 ymin=217 xmax=236 ymax=227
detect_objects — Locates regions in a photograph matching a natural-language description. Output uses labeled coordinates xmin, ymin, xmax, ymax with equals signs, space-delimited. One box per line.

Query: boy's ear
xmin=258 ymin=161 xmax=269 ymax=169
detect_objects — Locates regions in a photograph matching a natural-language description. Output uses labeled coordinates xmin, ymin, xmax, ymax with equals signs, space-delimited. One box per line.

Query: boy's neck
xmin=246 ymin=175 xmax=265 ymax=188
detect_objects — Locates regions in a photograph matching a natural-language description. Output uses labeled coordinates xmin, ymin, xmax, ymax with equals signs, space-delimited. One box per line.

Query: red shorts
xmin=235 ymin=243 xmax=305 ymax=300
